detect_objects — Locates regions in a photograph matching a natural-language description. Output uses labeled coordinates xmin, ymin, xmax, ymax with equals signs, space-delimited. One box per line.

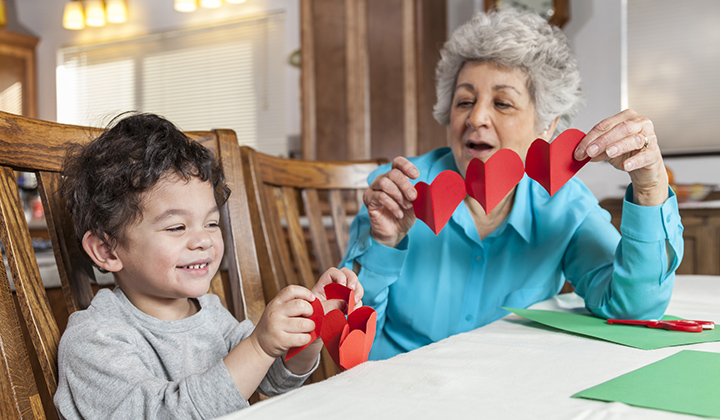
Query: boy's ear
xmin=82 ymin=231 xmax=123 ymax=272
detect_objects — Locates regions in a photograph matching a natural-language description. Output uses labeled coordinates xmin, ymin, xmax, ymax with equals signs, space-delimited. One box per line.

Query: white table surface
xmin=219 ymin=275 xmax=720 ymax=420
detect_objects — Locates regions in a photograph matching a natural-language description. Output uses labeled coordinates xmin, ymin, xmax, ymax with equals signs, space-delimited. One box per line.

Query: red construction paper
xmin=465 ymin=149 xmax=525 ymax=214
xmin=525 ymin=129 xmax=590 ymax=196
xmin=412 ymin=170 xmax=466 ymax=235
xmin=286 ymin=298 xmax=325 ymax=360
xmin=324 ymin=283 xmax=356 ymax=315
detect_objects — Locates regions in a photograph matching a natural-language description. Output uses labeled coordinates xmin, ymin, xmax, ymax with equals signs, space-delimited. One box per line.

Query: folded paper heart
xmin=285 ymin=284 xmax=377 ymax=370
xmin=321 ymin=284 xmax=376 ymax=371
xmin=465 ymin=148 xmax=525 ymax=215
xmin=321 ymin=306 xmax=377 ymax=371
xmin=525 ymin=128 xmax=590 ymax=196
xmin=412 ymin=170 xmax=466 ymax=235
xmin=412 ymin=129 xmax=589 ymax=230
xmin=285 ymin=297 xmax=324 ymax=360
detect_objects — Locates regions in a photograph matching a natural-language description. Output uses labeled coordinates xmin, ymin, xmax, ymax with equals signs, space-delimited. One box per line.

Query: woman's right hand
xmin=363 ymin=156 xmax=419 ymax=248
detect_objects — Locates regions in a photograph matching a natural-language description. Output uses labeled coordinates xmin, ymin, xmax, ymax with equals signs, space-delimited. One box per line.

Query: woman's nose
xmin=466 ymin=103 xmax=491 ymax=130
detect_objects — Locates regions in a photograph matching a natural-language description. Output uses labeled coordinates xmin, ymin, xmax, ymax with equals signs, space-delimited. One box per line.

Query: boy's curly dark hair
xmin=61 ymin=112 xmax=231 ymax=250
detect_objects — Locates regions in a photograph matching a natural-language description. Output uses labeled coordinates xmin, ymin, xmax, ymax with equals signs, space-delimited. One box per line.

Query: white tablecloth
xmin=219 ymin=275 xmax=720 ymax=420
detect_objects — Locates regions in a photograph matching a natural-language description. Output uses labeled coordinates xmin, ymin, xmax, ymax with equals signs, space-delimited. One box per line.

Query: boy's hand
xmin=251 ymin=285 xmax=319 ymax=359
xmin=312 ymin=267 xmax=364 ymax=313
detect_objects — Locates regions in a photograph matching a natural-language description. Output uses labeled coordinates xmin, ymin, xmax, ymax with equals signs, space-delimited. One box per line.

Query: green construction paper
xmin=573 ymin=350 xmax=720 ymax=418
xmin=504 ymin=307 xmax=720 ymax=350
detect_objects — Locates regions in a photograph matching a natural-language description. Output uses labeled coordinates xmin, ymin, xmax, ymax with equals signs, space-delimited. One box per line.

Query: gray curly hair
xmin=433 ymin=8 xmax=583 ymax=137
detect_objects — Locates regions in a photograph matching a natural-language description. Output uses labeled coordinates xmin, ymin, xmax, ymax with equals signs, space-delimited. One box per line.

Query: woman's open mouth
xmin=464 ymin=139 xmax=494 ymax=158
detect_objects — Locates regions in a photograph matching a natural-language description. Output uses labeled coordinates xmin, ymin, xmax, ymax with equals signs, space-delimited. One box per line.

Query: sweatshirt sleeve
xmin=565 ymin=185 xmax=684 ymax=320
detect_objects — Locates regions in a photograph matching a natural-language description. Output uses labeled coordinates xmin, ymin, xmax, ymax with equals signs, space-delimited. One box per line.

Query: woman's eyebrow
xmin=454 ymin=83 xmax=522 ymax=95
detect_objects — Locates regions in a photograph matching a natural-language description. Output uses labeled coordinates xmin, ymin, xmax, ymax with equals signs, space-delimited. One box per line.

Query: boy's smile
xmin=110 ymin=175 xmax=224 ymax=320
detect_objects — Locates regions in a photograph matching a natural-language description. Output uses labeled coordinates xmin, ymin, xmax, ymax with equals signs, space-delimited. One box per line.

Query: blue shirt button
xmin=465 ymin=315 xmax=472 ymax=321
xmin=475 ymin=256 xmax=482 ymax=262
xmin=666 ymin=214 xmax=671 ymax=223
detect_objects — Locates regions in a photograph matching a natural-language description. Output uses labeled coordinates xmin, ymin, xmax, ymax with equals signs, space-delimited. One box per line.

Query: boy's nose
xmin=189 ymin=230 xmax=214 ymax=249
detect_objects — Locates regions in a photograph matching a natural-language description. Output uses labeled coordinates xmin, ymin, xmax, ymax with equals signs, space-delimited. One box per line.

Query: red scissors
xmin=607 ymin=319 xmax=715 ymax=333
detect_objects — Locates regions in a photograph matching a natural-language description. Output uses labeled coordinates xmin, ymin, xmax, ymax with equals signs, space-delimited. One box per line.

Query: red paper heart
xmin=324 ymin=283 xmax=356 ymax=315
xmin=465 ymin=149 xmax=525 ymax=215
xmin=319 ymin=284 xmax=377 ymax=371
xmin=285 ymin=298 xmax=324 ymax=360
xmin=412 ymin=170 xmax=466 ymax=235
xmin=525 ymin=129 xmax=590 ymax=196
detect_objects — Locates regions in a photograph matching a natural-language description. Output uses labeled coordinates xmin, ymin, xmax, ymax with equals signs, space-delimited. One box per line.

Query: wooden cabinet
xmin=600 ymin=197 xmax=720 ymax=275
xmin=0 ymin=29 xmax=38 ymax=117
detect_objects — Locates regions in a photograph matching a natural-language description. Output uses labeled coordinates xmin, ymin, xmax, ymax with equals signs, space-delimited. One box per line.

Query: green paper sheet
xmin=573 ymin=350 xmax=720 ymax=418
xmin=504 ymin=307 xmax=720 ymax=350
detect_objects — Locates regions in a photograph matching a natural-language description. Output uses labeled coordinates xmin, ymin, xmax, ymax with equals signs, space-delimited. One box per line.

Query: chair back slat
xmin=0 ymin=185 xmax=46 ymax=419
xmin=302 ymin=189 xmax=335 ymax=271
xmin=0 ymin=167 xmax=60 ymax=396
xmin=37 ymin=172 xmax=96 ymax=312
xmin=280 ymin=186 xmax=316 ymax=290
xmin=326 ymin=189 xmax=350 ymax=258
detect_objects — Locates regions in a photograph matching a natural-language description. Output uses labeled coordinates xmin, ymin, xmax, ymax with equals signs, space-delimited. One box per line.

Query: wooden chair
xmin=0 ymin=111 xmax=263 ymax=419
xmin=237 ymin=145 xmax=385 ymax=382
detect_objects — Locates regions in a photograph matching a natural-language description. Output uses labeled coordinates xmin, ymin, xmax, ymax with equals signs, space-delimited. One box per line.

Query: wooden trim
xmin=345 ymin=0 xmax=370 ymax=160
xmin=402 ymin=0 xmax=418 ymax=158
xmin=300 ymin=0 xmax=317 ymax=160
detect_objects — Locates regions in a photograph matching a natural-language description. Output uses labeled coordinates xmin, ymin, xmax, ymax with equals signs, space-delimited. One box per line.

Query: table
xmin=220 ymin=275 xmax=720 ymax=419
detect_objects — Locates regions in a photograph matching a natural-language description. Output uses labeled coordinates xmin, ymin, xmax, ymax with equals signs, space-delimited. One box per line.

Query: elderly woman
xmin=340 ymin=8 xmax=683 ymax=360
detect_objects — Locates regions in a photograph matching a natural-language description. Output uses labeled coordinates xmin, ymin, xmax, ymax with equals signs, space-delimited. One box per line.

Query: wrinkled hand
xmin=574 ymin=109 xmax=668 ymax=206
xmin=363 ymin=156 xmax=420 ymax=247
xmin=252 ymin=285 xmax=317 ymax=359
xmin=311 ymin=267 xmax=364 ymax=313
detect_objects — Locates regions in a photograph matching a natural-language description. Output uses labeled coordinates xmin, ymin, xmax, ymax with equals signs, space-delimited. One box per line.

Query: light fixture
xmin=63 ymin=1 xmax=85 ymax=30
xmin=84 ymin=0 xmax=106 ymax=27
xmin=225 ymin=0 xmax=247 ymax=3
xmin=106 ymin=0 xmax=128 ymax=23
xmin=174 ymin=0 xmax=198 ymax=12
xmin=200 ymin=0 xmax=223 ymax=8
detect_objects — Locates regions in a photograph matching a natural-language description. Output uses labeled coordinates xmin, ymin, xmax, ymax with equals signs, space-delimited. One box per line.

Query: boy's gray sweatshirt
xmin=54 ymin=287 xmax=315 ymax=419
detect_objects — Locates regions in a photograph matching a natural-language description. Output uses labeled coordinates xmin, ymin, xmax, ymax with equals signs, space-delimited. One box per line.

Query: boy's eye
xmin=166 ymin=225 xmax=185 ymax=232
xmin=206 ymin=221 xmax=220 ymax=229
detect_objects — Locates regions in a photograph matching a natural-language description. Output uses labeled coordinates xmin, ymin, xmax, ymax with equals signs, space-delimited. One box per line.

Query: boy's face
xmin=112 ymin=175 xmax=224 ymax=314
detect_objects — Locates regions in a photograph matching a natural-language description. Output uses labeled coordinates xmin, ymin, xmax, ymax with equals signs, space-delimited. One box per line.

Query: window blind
xmin=57 ymin=13 xmax=287 ymax=156
xmin=627 ymin=0 xmax=720 ymax=155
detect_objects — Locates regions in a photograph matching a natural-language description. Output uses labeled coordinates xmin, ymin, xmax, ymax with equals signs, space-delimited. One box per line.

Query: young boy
xmin=53 ymin=112 xmax=363 ymax=419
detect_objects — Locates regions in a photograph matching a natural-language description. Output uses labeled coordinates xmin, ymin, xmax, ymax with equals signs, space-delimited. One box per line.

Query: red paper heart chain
xmin=285 ymin=284 xmax=377 ymax=371
xmin=412 ymin=129 xmax=589 ymax=232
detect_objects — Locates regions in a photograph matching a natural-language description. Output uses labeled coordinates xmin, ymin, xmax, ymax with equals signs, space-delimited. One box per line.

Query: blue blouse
xmin=340 ymin=148 xmax=684 ymax=360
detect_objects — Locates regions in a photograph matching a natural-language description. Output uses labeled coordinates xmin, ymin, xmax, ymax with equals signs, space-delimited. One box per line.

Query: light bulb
xmin=174 ymin=0 xmax=198 ymax=12
xmin=225 ymin=0 xmax=247 ymax=3
xmin=106 ymin=0 xmax=128 ymax=23
xmin=200 ymin=0 xmax=223 ymax=9
xmin=85 ymin=0 xmax=106 ymax=27
xmin=63 ymin=1 xmax=85 ymax=30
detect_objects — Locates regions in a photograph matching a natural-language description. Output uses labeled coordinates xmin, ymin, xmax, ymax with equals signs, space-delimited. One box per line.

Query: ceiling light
xmin=84 ymin=0 xmax=106 ymax=27
xmin=200 ymin=0 xmax=223 ymax=9
xmin=106 ymin=0 xmax=128 ymax=23
xmin=174 ymin=0 xmax=198 ymax=12
xmin=63 ymin=1 xmax=85 ymax=30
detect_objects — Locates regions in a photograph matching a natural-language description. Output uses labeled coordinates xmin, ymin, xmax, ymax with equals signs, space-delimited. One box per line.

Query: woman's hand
xmin=574 ymin=109 xmax=669 ymax=206
xmin=363 ymin=157 xmax=420 ymax=247
xmin=311 ymin=267 xmax=364 ymax=313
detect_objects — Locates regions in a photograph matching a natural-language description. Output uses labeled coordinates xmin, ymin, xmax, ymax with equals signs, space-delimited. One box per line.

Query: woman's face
xmin=448 ymin=61 xmax=544 ymax=177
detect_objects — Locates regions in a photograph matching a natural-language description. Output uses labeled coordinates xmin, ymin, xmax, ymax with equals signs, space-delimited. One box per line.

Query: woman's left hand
xmin=574 ymin=109 xmax=668 ymax=206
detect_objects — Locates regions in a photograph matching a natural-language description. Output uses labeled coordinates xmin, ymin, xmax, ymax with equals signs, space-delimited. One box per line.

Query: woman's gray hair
xmin=433 ymin=8 xmax=583 ymax=137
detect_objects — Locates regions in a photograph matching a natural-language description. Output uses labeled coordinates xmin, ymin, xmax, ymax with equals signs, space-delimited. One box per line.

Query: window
xmin=57 ymin=12 xmax=287 ymax=156
xmin=627 ymin=0 xmax=720 ymax=155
